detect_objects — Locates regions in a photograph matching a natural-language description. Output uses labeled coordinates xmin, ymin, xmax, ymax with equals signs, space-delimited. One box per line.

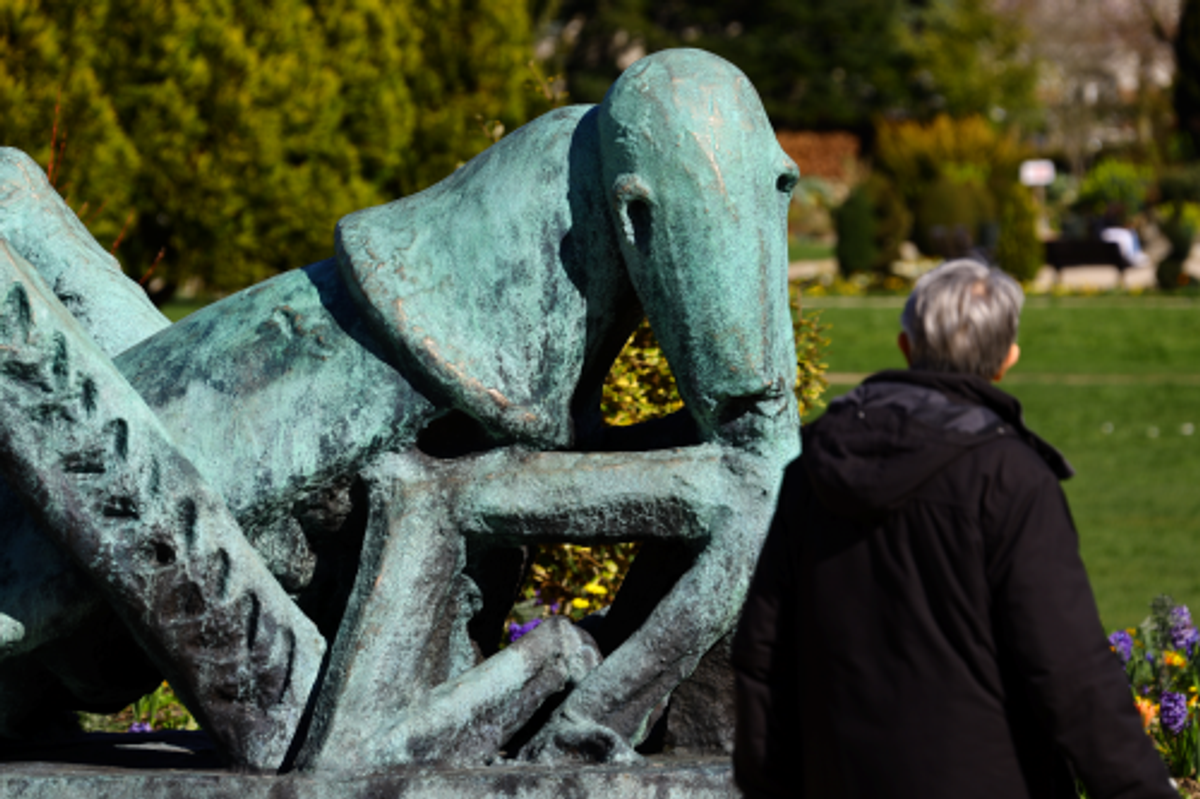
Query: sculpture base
xmin=0 ymin=732 xmax=739 ymax=798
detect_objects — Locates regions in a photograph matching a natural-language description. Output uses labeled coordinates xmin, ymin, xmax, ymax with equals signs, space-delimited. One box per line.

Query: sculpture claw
xmin=516 ymin=709 xmax=641 ymax=765
xmin=558 ymin=619 xmax=603 ymax=685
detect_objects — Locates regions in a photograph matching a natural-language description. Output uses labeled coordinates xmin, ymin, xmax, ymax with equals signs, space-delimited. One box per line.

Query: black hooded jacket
xmin=733 ymin=370 xmax=1174 ymax=799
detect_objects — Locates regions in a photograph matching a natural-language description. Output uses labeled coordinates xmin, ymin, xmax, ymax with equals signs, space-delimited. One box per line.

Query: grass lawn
xmin=805 ymin=295 xmax=1200 ymax=629
xmin=788 ymin=237 xmax=834 ymax=262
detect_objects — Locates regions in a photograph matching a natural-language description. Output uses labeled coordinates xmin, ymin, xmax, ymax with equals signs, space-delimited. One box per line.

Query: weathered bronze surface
xmin=0 ymin=48 xmax=800 ymax=779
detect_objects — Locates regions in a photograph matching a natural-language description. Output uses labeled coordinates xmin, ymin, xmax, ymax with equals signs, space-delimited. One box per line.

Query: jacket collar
xmin=860 ymin=369 xmax=1074 ymax=480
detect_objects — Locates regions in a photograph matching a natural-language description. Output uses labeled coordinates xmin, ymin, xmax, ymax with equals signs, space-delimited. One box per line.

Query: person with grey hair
xmin=733 ymin=260 xmax=1174 ymax=799
xmin=899 ymin=259 xmax=1024 ymax=379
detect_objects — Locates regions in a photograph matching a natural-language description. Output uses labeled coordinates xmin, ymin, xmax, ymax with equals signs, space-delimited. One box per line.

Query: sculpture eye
xmin=626 ymin=199 xmax=652 ymax=257
xmin=612 ymin=173 xmax=654 ymax=258
xmin=776 ymin=167 xmax=799 ymax=196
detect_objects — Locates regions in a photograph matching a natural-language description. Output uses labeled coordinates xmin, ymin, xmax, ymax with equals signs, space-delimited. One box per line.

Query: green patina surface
xmin=0 ymin=149 xmax=167 ymax=356
xmin=0 ymin=48 xmax=800 ymax=782
xmin=0 ymin=242 xmax=326 ymax=770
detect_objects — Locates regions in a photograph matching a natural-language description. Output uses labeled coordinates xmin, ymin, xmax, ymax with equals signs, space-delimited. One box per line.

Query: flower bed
xmin=1107 ymin=596 xmax=1200 ymax=798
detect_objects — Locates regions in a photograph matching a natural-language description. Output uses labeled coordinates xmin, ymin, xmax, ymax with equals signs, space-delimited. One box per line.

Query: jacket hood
xmin=803 ymin=370 xmax=1072 ymax=522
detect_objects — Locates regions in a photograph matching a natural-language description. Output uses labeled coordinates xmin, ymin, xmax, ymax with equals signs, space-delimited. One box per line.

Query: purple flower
xmin=1109 ymin=630 xmax=1134 ymax=663
xmin=508 ymin=618 xmax=543 ymax=643
xmin=128 ymin=721 xmax=153 ymax=733
xmin=1169 ymin=605 xmax=1200 ymax=653
xmin=1162 ymin=691 xmax=1190 ymax=735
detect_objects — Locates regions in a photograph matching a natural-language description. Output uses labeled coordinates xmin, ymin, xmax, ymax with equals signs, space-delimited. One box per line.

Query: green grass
xmin=806 ymin=295 xmax=1200 ymax=376
xmin=1007 ymin=383 xmax=1200 ymax=630
xmin=788 ymin=237 xmax=834 ymax=262
xmin=807 ymin=296 xmax=1200 ymax=629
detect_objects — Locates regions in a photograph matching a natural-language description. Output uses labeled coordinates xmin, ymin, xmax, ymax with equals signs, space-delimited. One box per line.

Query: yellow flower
xmin=1127 ymin=628 xmax=1137 ymax=635
xmin=1165 ymin=651 xmax=1187 ymax=668
xmin=571 ymin=597 xmax=590 ymax=610
xmin=583 ymin=581 xmax=608 ymax=596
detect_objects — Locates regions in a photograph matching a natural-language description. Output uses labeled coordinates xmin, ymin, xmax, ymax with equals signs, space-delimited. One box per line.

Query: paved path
xmin=826 ymin=372 xmax=1200 ymax=385
xmin=799 ymin=295 xmax=1200 ymax=309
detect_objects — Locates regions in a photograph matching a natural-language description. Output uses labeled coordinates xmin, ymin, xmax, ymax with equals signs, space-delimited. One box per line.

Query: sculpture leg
xmin=294 ymin=453 xmax=600 ymax=772
xmin=519 ymin=531 xmax=769 ymax=762
xmin=0 ymin=147 xmax=167 ymax=356
xmin=0 ymin=148 xmax=175 ymax=737
xmin=306 ymin=615 xmax=597 ymax=771
xmin=0 ymin=242 xmax=325 ymax=771
xmin=443 ymin=446 xmax=783 ymax=763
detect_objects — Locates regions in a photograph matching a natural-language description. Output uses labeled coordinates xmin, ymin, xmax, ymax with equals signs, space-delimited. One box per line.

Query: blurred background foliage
xmin=543 ymin=0 xmax=1039 ymax=131
xmin=1 ymin=0 xmax=547 ymax=292
xmin=2 ymin=0 xmax=1050 ymax=297
xmin=9 ymin=0 xmax=1200 ymax=294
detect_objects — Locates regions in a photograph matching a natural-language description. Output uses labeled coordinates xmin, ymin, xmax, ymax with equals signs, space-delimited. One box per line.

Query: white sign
xmin=1019 ymin=159 xmax=1056 ymax=187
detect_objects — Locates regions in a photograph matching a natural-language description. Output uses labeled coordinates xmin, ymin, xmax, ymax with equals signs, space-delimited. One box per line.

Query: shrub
xmin=4 ymin=0 xmax=544 ymax=292
xmin=835 ymin=182 xmax=878 ymax=276
xmin=1157 ymin=207 xmax=1198 ymax=289
xmin=791 ymin=284 xmax=831 ymax=418
xmin=1155 ymin=168 xmax=1200 ymax=289
xmin=1075 ymin=159 xmax=1153 ymax=220
xmin=913 ymin=175 xmax=996 ymax=259
xmin=994 ymin=185 xmax=1043 ymax=281
xmin=835 ymin=175 xmax=911 ymax=277
xmin=869 ymin=175 xmax=913 ymax=273
xmin=874 ymin=115 xmax=1027 ymax=208
xmin=1157 ymin=165 xmax=1200 ymax=207
xmin=873 ymin=115 xmax=1024 ymax=259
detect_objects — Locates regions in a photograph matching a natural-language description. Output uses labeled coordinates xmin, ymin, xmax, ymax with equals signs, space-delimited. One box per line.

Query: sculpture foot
xmin=551 ymin=616 xmax=603 ymax=685
xmin=517 ymin=709 xmax=641 ymax=765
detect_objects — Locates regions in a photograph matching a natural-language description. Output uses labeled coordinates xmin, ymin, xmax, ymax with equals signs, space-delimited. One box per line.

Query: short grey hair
xmin=900 ymin=259 xmax=1024 ymax=378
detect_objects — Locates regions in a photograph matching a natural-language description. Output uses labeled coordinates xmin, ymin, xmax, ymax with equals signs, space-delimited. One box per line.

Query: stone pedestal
xmin=0 ymin=732 xmax=740 ymax=799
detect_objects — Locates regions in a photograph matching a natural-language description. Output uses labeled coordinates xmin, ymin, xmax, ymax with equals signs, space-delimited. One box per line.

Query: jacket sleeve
xmin=985 ymin=445 xmax=1176 ymax=799
xmin=733 ymin=463 xmax=804 ymax=799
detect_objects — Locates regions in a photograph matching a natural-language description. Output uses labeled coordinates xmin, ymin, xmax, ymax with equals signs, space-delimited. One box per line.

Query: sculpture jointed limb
xmin=0 ymin=48 xmax=801 ymax=771
xmin=0 ymin=243 xmax=326 ymax=769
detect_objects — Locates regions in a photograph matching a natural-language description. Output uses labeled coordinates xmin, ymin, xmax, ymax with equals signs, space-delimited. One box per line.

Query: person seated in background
xmin=732 ymin=259 xmax=1175 ymax=799
xmin=1100 ymin=225 xmax=1148 ymax=268
xmin=1099 ymin=205 xmax=1148 ymax=268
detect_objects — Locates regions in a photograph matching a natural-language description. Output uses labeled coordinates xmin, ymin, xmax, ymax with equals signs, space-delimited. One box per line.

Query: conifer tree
xmin=0 ymin=0 xmax=540 ymax=291
xmin=546 ymin=0 xmax=1038 ymax=132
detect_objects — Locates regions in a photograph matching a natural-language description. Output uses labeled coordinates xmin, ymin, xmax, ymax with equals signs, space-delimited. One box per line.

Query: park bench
xmin=1044 ymin=239 xmax=1132 ymax=272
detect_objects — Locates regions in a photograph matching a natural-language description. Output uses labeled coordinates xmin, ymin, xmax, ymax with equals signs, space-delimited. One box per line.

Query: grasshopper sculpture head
xmin=335 ymin=48 xmax=799 ymax=455
xmin=599 ymin=50 xmax=800 ymax=447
